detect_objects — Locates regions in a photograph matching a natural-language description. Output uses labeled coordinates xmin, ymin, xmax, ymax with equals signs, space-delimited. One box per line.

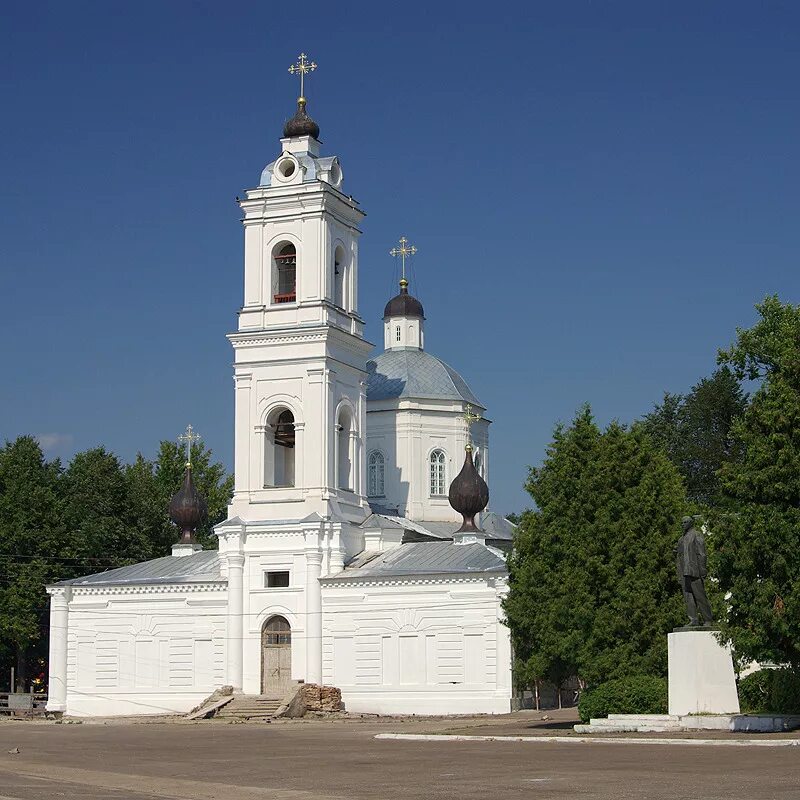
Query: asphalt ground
xmin=0 ymin=713 xmax=799 ymax=800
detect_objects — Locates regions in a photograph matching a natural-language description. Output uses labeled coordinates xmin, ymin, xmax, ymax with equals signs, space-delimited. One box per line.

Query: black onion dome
xmin=383 ymin=280 xmax=425 ymax=319
xmin=448 ymin=448 xmax=490 ymax=533
xmin=168 ymin=466 xmax=208 ymax=544
xmin=283 ymin=99 xmax=320 ymax=139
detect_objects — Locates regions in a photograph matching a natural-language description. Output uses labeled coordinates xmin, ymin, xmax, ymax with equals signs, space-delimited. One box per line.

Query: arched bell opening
xmin=272 ymin=243 xmax=297 ymax=304
xmin=264 ymin=408 xmax=296 ymax=488
xmin=333 ymin=244 xmax=346 ymax=310
xmin=336 ymin=407 xmax=353 ymax=492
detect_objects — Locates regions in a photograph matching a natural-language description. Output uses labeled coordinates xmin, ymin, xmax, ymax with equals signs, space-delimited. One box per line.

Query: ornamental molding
xmin=229 ymin=330 xmax=329 ymax=348
xmin=69 ymin=582 xmax=227 ymax=597
xmin=319 ymin=573 xmax=502 ymax=589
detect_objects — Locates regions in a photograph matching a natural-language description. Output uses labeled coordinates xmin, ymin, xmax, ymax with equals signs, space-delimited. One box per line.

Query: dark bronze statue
xmin=676 ymin=516 xmax=713 ymax=626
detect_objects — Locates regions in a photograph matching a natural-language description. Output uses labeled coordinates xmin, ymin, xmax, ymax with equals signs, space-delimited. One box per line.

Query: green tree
xmin=126 ymin=440 xmax=233 ymax=556
xmin=713 ymin=296 xmax=800 ymax=667
xmin=504 ymin=407 xmax=687 ymax=689
xmin=0 ymin=437 xmax=62 ymax=690
xmin=60 ymin=448 xmax=149 ymax=565
xmin=639 ymin=367 xmax=748 ymax=507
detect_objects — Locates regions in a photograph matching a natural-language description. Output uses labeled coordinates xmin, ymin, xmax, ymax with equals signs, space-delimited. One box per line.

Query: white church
xmin=45 ymin=57 xmax=514 ymax=718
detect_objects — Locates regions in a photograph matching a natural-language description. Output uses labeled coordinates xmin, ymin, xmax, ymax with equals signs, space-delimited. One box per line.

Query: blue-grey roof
xmin=326 ymin=542 xmax=506 ymax=580
xmin=366 ymin=349 xmax=483 ymax=406
xmin=362 ymin=510 xmax=515 ymax=542
xmin=55 ymin=550 xmax=223 ymax=588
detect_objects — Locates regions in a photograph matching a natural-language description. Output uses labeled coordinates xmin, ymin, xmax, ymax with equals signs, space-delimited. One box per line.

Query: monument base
xmin=668 ymin=629 xmax=739 ymax=716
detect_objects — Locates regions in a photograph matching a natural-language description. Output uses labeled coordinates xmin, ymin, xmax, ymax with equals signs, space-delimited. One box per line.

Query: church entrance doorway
xmin=261 ymin=616 xmax=292 ymax=696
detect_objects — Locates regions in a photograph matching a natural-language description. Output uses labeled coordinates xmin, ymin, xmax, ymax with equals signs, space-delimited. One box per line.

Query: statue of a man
xmin=676 ymin=516 xmax=713 ymax=626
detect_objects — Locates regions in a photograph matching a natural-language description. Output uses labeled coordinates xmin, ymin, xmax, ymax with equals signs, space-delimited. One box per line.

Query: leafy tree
xmin=639 ymin=367 xmax=748 ymax=507
xmin=60 ymin=448 xmax=149 ymax=565
xmin=0 ymin=437 xmax=62 ymax=690
xmin=712 ymin=296 xmax=800 ymax=668
xmin=0 ymin=435 xmax=233 ymax=690
xmin=504 ymin=407 xmax=687 ymax=689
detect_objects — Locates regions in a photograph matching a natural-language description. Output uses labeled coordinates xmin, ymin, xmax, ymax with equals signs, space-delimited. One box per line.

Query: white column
xmin=46 ymin=587 xmax=71 ymax=712
xmin=225 ymin=553 xmax=245 ymax=690
xmin=232 ymin=373 xmax=252 ymax=498
xmin=305 ymin=547 xmax=323 ymax=685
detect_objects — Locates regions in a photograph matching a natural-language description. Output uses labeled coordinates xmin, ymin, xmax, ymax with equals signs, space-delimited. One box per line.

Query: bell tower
xmin=227 ymin=55 xmax=371 ymax=525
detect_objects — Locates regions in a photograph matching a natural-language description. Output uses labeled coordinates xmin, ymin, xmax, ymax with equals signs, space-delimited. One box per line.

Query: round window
xmin=329 ymin=162 xmax=342 ymax=185
xmin=277 ymin=158 xmax=296 ymax=179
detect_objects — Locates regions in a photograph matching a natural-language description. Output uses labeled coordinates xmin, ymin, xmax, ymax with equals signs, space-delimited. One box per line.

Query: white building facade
xmin=46 ymin=94 xmax=513 ymax=718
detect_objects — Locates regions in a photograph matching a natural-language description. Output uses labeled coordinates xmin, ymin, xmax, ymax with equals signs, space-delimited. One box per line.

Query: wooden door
xmin=261 ymin=616 xmax=292 ymax=696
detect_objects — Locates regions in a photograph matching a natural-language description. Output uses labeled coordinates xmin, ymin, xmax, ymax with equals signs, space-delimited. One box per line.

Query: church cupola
xmin=384 ymin=237 xmax=425 ymax=351
xmin=169 ymin=426 xmax=208 ymax=556
xmin=449 ymin=406 xmax=489 ymax=544
xmin=283 ymin=53 xmax=320 ymax=140
xmin=448 ymin=445 xmax=490 ymax=545
xmin=283 ymin=98 xmax=320 ymax=140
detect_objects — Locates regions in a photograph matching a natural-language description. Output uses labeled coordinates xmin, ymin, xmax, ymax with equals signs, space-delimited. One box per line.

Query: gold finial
xmin=389 ymin=236 xmax=417 ymax=284
xmin=463 ymin=404 xmax=482 ymax=450
xmin=288 ymin=52 xmax=317 ymax=102
xmin=178 ymin=424 xmax=202 ymax=469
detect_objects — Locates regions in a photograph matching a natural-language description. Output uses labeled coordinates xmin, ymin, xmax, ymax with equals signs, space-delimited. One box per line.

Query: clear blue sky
xmin=2 ymin=2 xmax=799 ymax=514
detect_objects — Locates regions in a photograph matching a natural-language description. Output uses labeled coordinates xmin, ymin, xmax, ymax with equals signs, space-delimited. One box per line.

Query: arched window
xmin=368 ymin=451 xmax=385 ymax=497
xmin=429 ymin=449 xmax=446 ymax=496
xmin=337 ymin=409 xmax=353 ymax=491
xmin=474 ymin=450 xmax=483 ymax=478
xmin=333 ymin=245 xmax=345 ymax=309
xmin=273 ymin=243 xmax=296 ymax=304
xmin=264 ymin=408 xmax=295 ymax=488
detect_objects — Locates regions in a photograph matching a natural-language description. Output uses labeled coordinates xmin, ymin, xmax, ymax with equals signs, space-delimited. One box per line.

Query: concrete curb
xmin=374 ymin=732 xmax=800 ymax=747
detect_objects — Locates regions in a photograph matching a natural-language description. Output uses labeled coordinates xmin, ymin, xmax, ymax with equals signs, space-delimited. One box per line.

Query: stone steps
xmin=216 ymin=695 xmax=284 ymax=720
xmin=574 ymin=714 xmax=681 ymax=734
xmin=574 ymin=713 xmax=800 ymax=734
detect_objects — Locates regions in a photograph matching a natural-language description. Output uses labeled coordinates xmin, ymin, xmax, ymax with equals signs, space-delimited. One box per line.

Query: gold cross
xmin=178 ymin=424 xmax=202 ymax=468
xmin=463 ymin=404 xmax=482 ymax=450
xmin=288 ymin=52 xmax=317 ymax=101
xmin=389 ymin=236 xmax=417 ymax=283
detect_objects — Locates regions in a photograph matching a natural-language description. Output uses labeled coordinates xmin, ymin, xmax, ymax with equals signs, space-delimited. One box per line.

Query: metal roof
xmin=55 ymin=550 xmax=223 ymax=588
xmin=362 ymin=511 xmax=515 ymax=541
xmin=326 ymin=541 xmax=506 ymax=580
xmin=366 ymin=349 xmax=483 ymax=406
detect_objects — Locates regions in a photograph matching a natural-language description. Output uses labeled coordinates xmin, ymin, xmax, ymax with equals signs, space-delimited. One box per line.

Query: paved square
xmin=1 ymin=716 xmax=799 ymax=799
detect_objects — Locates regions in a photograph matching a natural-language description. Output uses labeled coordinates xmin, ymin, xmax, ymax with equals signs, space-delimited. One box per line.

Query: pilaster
xmin=45 ymin=586 xmax=71 ymax=712
xmin=225 ymin=553 xmax=246 ymax=690
xmin=304 ymin=535 xmax=324 ymax=684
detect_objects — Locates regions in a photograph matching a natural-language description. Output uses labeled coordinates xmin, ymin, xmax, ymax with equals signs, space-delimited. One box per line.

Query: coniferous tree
xmin=504 ymin=407 xmax=687 ymax=689
xmin=713 ymin=296 xmax=800 ymax=667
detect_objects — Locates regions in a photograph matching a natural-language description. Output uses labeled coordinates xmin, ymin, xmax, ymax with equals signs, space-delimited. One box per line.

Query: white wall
xmin=62 ymin=582 xmax=227 ymax=717
xmin=320 ymin=574 xmax=511 ymax=715
xmin=366 ymin=401 xmax=489 ymax=522
xmin=218 ymin=515 xmax=367 ymax=696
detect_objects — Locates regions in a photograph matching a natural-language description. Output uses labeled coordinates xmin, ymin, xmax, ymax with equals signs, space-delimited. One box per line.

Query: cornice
xmin=69 ymin=582 xmax=227 ymax=597
xmin=229 ymin=329 xmax=328 ymax=347
xmin=319 ymin=573 xmax=504 ymax=588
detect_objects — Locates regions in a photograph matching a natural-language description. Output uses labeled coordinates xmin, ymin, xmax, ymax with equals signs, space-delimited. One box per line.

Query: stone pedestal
xmin=668 ymin=629 xmax=739 ymax=716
